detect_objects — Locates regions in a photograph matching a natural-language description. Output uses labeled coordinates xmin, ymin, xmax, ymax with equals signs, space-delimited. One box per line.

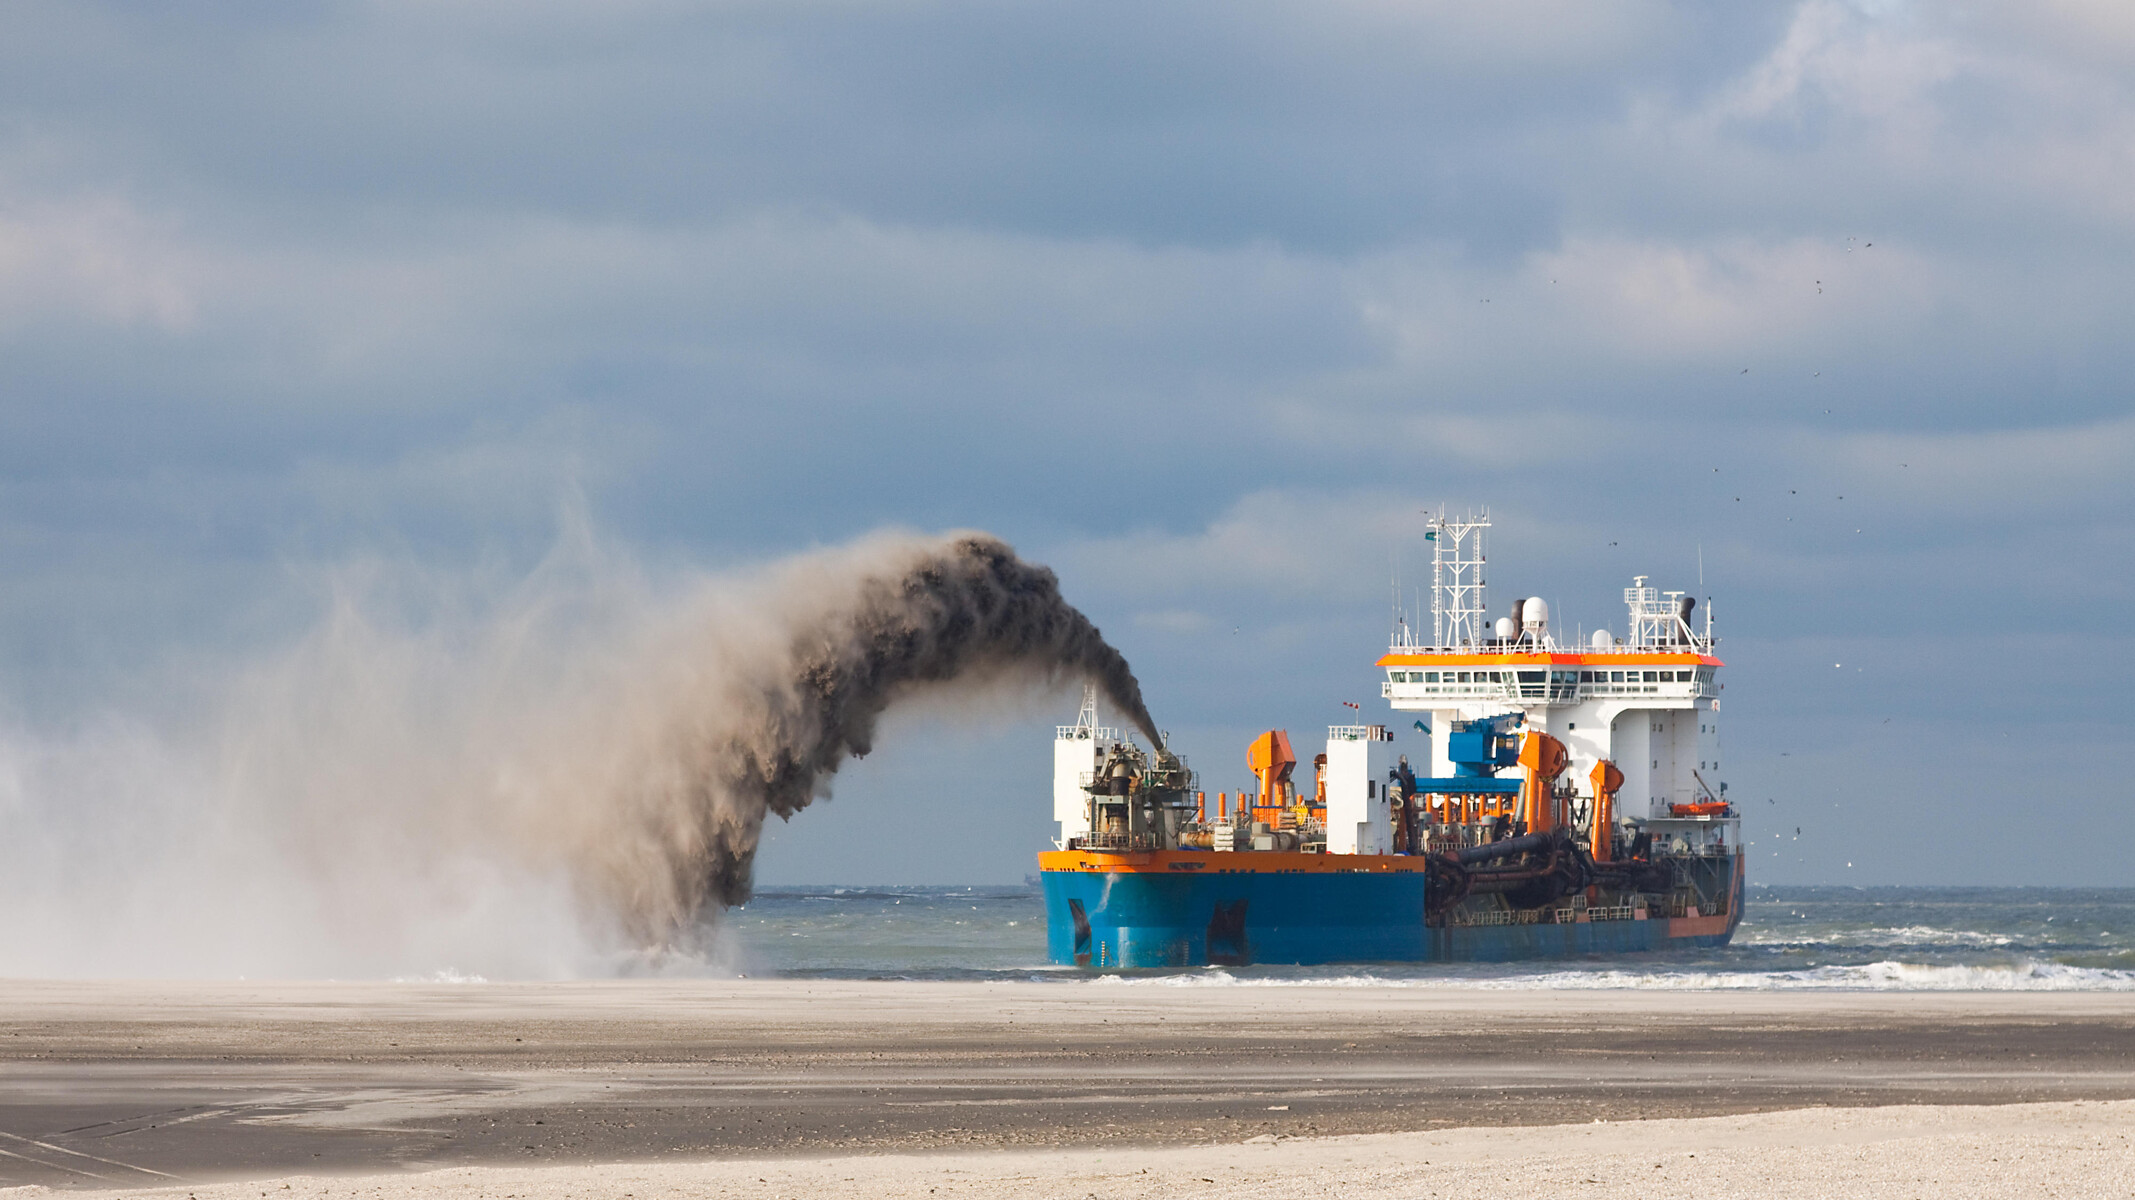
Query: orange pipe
xmin=1588 ymin=760 xmax=1623 ymax=861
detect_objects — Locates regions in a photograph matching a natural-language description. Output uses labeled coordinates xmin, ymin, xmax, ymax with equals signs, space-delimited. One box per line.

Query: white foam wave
xmin=1737 ymin=924 xmax=2019 ymax=949
xmin=1088 ymin=959 xmax=2135 ymax=991
xmin=391 ymin=969 xmax=490 ymax=984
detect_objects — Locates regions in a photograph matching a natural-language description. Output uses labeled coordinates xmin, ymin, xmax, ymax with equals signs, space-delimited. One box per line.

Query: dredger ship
xmin=1040 ymin=511 xmax=1742 ymax=968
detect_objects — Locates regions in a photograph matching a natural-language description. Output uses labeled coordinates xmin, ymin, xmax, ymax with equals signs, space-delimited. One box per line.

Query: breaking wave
xmin=1087 ymin=960 xmax=2135 ymax=991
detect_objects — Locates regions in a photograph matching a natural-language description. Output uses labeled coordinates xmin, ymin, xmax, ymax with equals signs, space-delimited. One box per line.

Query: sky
xmin=2 ymin=0 xmax=2132 ymax=906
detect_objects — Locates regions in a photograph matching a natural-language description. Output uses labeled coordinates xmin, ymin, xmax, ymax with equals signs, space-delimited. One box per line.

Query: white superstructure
xmin=1053 ymin=684 xmax=1121 ymax=848
xmin=1378 ymin=510 xmax=1732 ymax=849
xmin=1322 ymin=723 xmax=1395 ymax=855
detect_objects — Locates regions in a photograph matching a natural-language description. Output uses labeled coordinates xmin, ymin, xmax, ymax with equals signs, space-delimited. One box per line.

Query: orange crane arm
xmin=1246 ymin=730 xmax=1296 ymax=808
xmin=1517 ymin=731 xmax=1570 ymax=835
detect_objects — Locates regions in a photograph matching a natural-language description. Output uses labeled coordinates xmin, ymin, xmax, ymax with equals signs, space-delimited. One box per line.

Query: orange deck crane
xmin=1516 ymin=731 xmax=1570 ymax=835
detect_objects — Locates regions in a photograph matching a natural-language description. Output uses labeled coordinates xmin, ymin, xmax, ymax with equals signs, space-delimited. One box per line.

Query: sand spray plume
xmin=628 ymin=532 xmax=1160 ymax=920
xmin=0 ymin=528 xmax=1155 ymax=976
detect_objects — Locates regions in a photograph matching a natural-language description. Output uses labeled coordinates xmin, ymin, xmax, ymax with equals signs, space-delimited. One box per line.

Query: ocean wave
xmin=1087 ymin=959 xmax=2135 ymax=991
xmin=1736 ymin=924 xmax=2019 ymax=949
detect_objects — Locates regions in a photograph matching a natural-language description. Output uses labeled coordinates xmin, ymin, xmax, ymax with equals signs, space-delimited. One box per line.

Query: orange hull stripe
xmin=1667 ymin=913 xmax=1732 ymax=938
xmin=1037 ymin=849 xmax=1425 ymax=875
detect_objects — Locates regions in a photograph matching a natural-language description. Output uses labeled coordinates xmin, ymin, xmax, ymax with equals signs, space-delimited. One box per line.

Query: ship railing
xmin=1422 ymin=825 xmax=1496 ymax=852
xmin=1452 ymin=901 xmax=1646 ymax=927
xmin=1449 ymin=908 xmax=1521 ymax=927
xmin=1056 ymin=724 xmax=1120 ymax=741
xmin=1383 ymin=681 xmax=1718 ymax=701
xmin=1385 ymin=639 xmax=1714 ymax=657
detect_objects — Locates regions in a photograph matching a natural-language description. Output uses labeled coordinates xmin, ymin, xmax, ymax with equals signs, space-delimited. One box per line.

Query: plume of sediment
xmin=0 ymin=528 xmax=1154 ymax=975
xmin=566 ymin=531 xmax=1158 ymax=944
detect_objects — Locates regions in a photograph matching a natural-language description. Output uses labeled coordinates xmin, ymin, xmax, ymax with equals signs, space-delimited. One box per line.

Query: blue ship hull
xmin=1040 ymin=858 xmax=1742 ymax=969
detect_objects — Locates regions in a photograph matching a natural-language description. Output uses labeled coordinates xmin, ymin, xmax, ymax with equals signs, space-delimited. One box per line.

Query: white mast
xmin=1428 ymin=507 xmax=1490 ymax=649
xmin=1073 ymin=682 xmax=1100 ymax=733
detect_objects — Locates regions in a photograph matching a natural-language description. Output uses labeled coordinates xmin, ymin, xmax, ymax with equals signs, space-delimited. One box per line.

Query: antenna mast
xmin=1428 ymin=507 xmax=1490 ymax=649
xmin=1075 ymin=682 xmax=1100 ymax=732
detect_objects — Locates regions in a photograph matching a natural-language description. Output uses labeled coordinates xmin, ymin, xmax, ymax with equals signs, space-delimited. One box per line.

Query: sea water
xmin=721 ymin=884 xmax=2135 ymax=989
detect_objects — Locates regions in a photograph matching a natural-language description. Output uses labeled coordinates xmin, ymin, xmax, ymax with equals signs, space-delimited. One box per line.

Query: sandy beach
xmin=6 ymin=1100 xmax=2132 ymax=1200
xmin=4 ymin=980 xmax=2132 ymax=1195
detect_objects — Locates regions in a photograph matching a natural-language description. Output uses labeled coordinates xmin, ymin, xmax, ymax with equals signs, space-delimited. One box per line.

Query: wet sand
xmin=3 ymin=980 xmax=2133 ymax=1190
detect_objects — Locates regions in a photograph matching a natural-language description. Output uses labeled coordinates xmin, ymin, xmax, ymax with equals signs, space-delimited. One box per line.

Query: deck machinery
xmin=1039 ymin=510 xmax=1743 ymax=968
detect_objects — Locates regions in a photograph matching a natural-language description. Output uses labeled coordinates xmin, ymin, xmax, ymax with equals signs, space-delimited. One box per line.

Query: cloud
xmin=0 ymin=190 xmax=199 ymax=330
xmin=0 ymin=0 xmax=2130 ymax=894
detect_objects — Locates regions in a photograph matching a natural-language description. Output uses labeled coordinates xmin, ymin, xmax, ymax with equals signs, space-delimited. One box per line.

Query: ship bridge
xmin=1383 ymin=513 xmax=1729 ymax=839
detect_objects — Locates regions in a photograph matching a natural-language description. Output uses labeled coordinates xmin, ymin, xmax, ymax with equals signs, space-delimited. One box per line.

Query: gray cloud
xmin=0 ymin=0 xmax=2128 ymax=904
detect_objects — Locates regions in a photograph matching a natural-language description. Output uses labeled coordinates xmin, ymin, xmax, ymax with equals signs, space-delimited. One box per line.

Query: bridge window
xmin=1516 ymin=670 xmax=1545 ymax=683
xmin=1643 ymin=671 xmax=1657 ymax=682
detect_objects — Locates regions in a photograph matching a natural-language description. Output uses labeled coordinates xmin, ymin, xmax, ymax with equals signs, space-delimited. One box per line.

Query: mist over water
xmin=0 ymin=529 xmax=1154 ymax=979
